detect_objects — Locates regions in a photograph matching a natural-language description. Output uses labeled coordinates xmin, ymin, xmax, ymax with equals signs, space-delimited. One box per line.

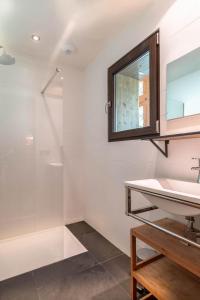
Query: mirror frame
xmin=107 ymin=31 xmax=160 ymax=142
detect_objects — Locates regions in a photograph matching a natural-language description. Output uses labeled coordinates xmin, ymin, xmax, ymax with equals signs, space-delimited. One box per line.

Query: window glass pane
xmin=114 ymin=51 xmax=150 ymax=132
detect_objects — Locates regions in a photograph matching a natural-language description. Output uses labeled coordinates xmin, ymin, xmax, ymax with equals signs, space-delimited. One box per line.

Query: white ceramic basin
xmin=125 ymin=178 xmax=200 ymax=216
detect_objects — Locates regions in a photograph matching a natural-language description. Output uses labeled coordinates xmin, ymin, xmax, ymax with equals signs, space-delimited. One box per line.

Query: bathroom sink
xmin=125 ymin=179 xmax=200 ymax=216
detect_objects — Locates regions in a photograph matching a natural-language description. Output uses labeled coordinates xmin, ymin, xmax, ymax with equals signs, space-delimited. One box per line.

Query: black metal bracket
xmin=149 ymin=139 xmax=169 ymax=158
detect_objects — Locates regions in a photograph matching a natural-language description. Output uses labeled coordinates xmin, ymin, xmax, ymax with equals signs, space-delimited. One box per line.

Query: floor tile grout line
xmin=99 ymin=257 xmax=132 ymax=299
xmin=31 ymin=253 xmax=126 ymax=285
xmin=77 ymin=253 xmax=125 ymax=273
xmin=74 ymin=254 xmax=132 ymax=299
xmin=67 ymin=253 xmax=125 ymax=276
xmin=119 ymin=281 xmax=132 ymax=299
xmin=99 ymin=253 xmax=132 ymax=298
xmin=98 ymin=253 xmax=125 ymax=265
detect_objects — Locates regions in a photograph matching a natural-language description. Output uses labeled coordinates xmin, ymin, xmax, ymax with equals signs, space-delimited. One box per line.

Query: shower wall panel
xmin=0 ymin=57 xmax=63 ymax=239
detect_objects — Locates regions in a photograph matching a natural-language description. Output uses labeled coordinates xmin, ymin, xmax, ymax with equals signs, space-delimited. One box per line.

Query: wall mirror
xmin=108 ymin=31 xmax=159 ymax=141
xmin=167 ymin=47 xmax=200 ymax=120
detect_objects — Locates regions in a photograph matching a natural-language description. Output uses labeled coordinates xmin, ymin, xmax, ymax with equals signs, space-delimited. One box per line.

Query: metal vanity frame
xmin=125 ymin=185 xmax=200 ymax=249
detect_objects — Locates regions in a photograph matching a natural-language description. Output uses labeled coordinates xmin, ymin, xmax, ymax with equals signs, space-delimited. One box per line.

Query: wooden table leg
xmin=131 ymin=277 xmax=137 ymax=300
xmin=131 ymin=232 xmax=137 ymax=300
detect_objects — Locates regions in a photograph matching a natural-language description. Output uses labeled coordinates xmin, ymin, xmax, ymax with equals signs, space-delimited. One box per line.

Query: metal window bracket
xmin=125 ymin=186 xmax=200 ymax=250
xmin=149 ymin=139 xmax=169 ymax=158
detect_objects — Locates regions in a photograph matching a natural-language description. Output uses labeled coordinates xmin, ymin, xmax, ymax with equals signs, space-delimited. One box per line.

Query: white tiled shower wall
xmin=0 ymin=54 xmax=85 ymax=240
xmin=0 ymin=56 xmax=64 ymax=239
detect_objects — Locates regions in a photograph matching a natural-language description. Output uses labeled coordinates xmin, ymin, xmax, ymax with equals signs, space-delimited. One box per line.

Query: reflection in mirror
xmin=167 ymin=47 xmax=200 ymax=120
xmin=114 ymin=51 xmax=150 ymax=132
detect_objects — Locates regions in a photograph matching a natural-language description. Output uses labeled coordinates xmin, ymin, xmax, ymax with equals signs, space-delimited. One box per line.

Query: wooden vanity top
xmin=131 ymin=218 xmax=200 ymax=278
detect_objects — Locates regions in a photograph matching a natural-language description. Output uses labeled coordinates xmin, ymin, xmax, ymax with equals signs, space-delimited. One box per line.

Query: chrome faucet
xmin=191 ymin=157 xmax=200 ymax=183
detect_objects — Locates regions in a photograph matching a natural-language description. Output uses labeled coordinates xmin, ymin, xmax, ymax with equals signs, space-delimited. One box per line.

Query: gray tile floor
xmin=0 ymin=221 xmax=145 ymax=300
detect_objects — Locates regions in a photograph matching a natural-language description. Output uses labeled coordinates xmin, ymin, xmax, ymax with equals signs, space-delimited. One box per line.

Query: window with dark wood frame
xmin=107 ymin=31 xmax=160 ymax=142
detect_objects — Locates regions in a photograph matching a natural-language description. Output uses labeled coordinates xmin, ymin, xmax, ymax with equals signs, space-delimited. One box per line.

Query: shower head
xmin=0 ymin=46 xmax=15 ymax=65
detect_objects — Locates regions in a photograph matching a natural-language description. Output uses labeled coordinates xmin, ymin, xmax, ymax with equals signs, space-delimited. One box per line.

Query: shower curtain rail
xmin=41 ymin=68 xmax=61 ymax=94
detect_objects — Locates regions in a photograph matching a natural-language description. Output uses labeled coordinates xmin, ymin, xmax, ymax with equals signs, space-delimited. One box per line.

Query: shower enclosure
xmin=0 ymin=58 xmax=85 ymax=281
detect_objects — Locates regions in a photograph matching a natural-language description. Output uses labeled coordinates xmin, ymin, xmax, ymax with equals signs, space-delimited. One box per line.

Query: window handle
xmin=105 ymin=101 xmax=111 ymax=114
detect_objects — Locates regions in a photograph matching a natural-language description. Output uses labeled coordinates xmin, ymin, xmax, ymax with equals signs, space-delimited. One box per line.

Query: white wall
xmin=82 ymin=0 xmax=200 ymax=256
xmin=82 ymin=4 xmax=175 ymax=255
xmin=63 ymin=66 xmax=85 ymax=224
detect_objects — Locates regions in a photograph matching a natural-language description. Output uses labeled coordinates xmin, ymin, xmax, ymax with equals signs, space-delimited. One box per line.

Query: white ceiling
xmin=0 ymin=0 xmax=175 ymax=68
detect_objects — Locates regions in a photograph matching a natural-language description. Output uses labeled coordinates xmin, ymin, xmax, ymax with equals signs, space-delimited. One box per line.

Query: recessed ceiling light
xmin=31 ymin=34 xmax=40 ymax=42
xmin=60 ymin=76 xmax=64 ymax=80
